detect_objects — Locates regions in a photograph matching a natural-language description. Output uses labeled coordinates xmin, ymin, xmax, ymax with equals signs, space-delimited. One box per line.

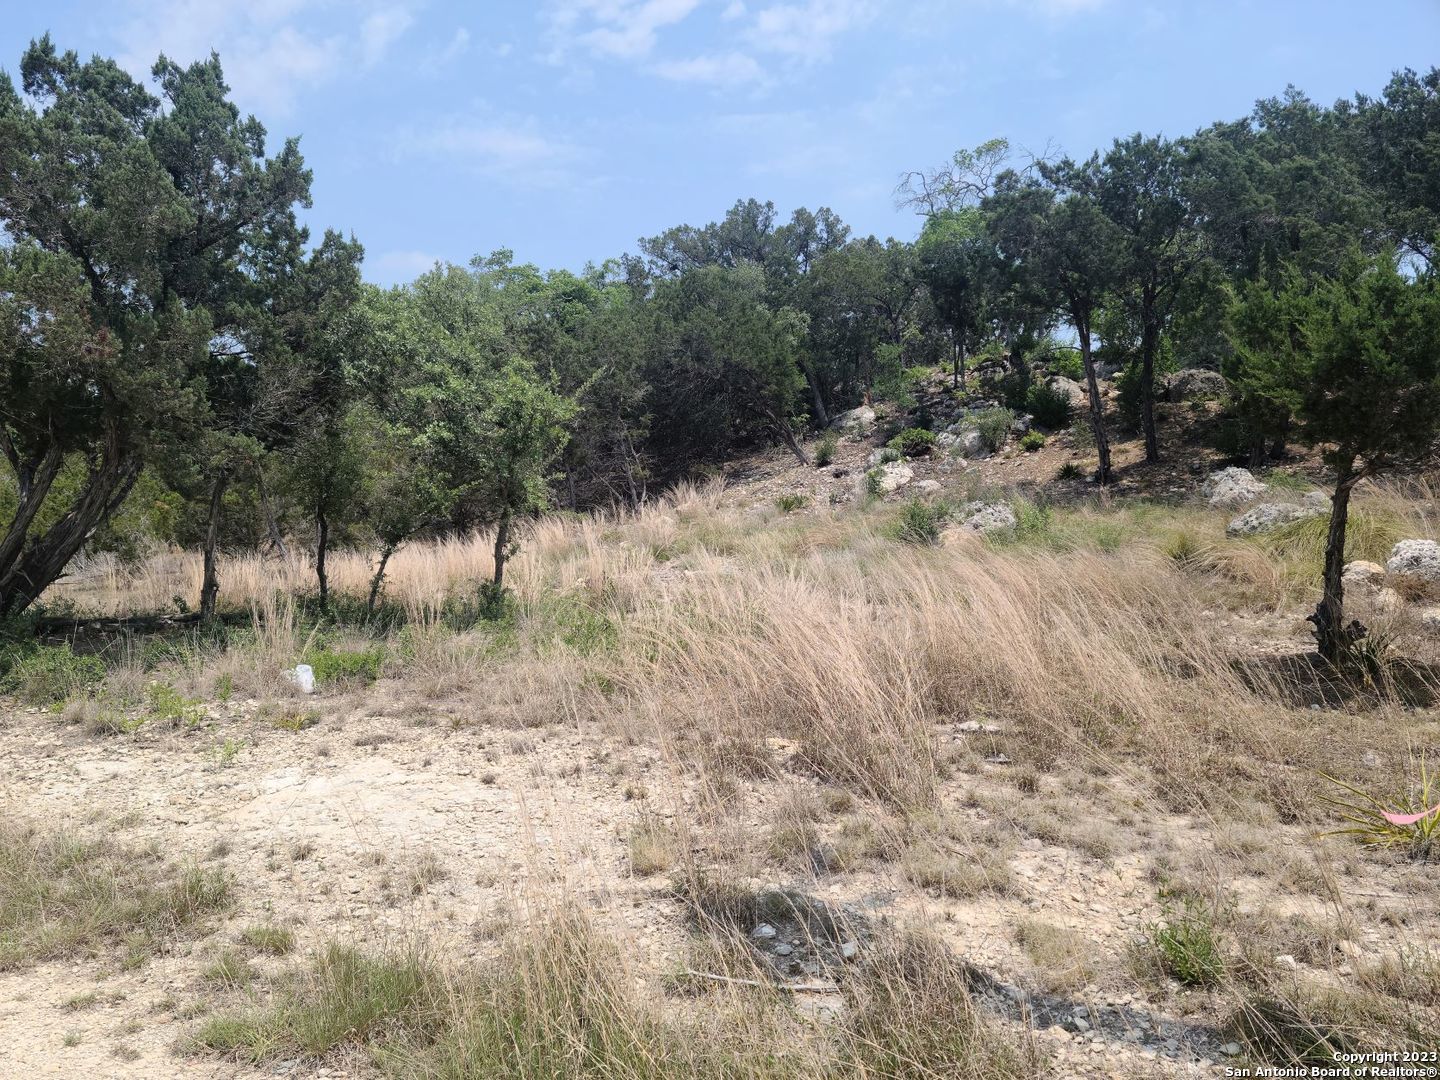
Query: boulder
xmin=953 ymin=429 xmax=991 ymax=460
xmin=913 ymin=479 xmax=943 ymax=496
xmin=1093 ymin=361 xmax=1122 ymax=381
xmin=1202 ymin=467 xmax=1266 ymax=509
xmin=872 ymin=461 xmax=913 ymax=494
xmin=1226 ymin=501 xmax=1324 ymax=537
xmin=955 ymin=501 xmax=1018 ymax=534
xmin=1342 ymin=560 xmax=1386 ymax=590
xmin=1010 ymin=414 xmax=1033 ymax=436
xmin=1420 ymin=608 xmax=1440 ymax=631
xmin=1301 ymin=490 xmax=1330 ymax=512
xmin=866 ymin=448 xmax=901 ymax=468
xmin=831 ymin=405 xmax=876 ymax=434
xmin=1165 ymin=368 xmax=1227 ymax=402
xmin=1048 ymin=376 xmax=1087 ymax=405
xmin=1386 ymin=539 xmax=1440 ymax=583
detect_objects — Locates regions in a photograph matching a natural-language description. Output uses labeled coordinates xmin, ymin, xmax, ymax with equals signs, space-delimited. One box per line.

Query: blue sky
xmin=5 ymin=1 xmax=1438 ymax=284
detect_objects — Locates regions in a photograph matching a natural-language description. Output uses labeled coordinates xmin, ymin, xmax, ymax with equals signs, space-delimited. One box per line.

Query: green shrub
xmin=774 ymin=493 xmax=808 ymax=513
xmin=893 ymin=500 xmax=950 ymax=546
xmin=864 ymin=469 xmax=884 ymax=498
xmin=305 ymin=647 xmax=384 ymax=686
xmin=1148 ymin=900 xmax=1225 ymax=987
xmin=1025 ymin=381 xmax=1073 ymax=429
xmin=813 ymin=430 xmax=838 ymax=467
xmin=1045 ymin=350 xmax=1085 ymax=381
xmin=970 ymin=408 xmax=1015 ymax=453
xmin=0 ymin=644 xmax=105 ymax=706
xmin=145 ymin=682 xmax=206 ymax=728
xmin=1019 ymin=431 xmax=1046 ymax=452
xmin=1057 ymin=462 xmax=1084 ymax=481
xmin=886 ymin=427 xmax=937 ymax=458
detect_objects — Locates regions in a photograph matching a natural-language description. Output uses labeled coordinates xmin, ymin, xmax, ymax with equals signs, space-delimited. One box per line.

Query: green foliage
xmin=305 ymin=647 xmax=384 ymax=686
xmin=812 ymin=430 xmax=838 ymax=467
xmin=1019 ymin=431 xmax=1046 ymax=452
xmin=1321 ymin=755 xmax=1439 ymax=861
xmin=893 ymin=499 xmax=950 ymax=545
xmin=1148 ymin=899 xmax=1226 ymax=987
xmin=886 ymin=427 xmax=938 ymax=457
xmin=1024 ymin=382 xmax=1073 ymax=430
xmin=969 ymin=407 xmax=1015 ymax=452
xmin=774 ymin=493 xmax=808 ymax=513
xmin=1057 ymin=462 xmax=1084 ymax=481
xmin=145 ymin=683 xmax=206 ymax=729
xmin=0 ymin=644 xmax=104 ymax=706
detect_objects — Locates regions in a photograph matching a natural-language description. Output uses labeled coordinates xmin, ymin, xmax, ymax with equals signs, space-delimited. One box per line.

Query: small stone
xmin=1072 ymin=1016 xmax=1091 ymax=1033
xmin=773 ymin=943 xmax=793 ymax=957
xmin=1362 ymin=751 xmax=1381 ymax=769
xmin=1274 ymin=954 xmax=1298 ymax=971
xmin=1220 ymin=1042 xmax=1242 ymax=1057
xmin=751 ymin=923 xmax=777 ymax=941
xmin=839 ymin=940 xmax=859 ymax=960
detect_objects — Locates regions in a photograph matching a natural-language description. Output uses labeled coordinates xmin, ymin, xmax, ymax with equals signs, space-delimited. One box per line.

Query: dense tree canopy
xmin=3 ymin=34 xmax=1438 ymax=656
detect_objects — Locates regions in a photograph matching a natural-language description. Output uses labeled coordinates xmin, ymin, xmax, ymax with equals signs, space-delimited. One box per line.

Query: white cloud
xmin=400 ymin=113 xmax=585 ymax=187
xmin=653 ymin=50 xmax=766 ymax=86
xmin=746 ymin=0 xmax=876 ymax=60
xmin=548 ymin=0 xmax=702 ymax=60
xmin=360 ymin=7 xmax=415 ymax=67
xmin=437 ymin=28 xmax=472 ymax=64
xmin=114 ymin=0 xmax=415 ymax=117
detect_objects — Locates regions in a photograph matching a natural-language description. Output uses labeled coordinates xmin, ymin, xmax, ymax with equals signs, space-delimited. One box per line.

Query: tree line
xmin=2 ymin=36 xmax=1438 ymax=660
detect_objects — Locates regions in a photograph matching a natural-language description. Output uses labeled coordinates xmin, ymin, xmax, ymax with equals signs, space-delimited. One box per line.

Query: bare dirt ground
xmin=4 ymin=676 xmax=1430 ymax=1078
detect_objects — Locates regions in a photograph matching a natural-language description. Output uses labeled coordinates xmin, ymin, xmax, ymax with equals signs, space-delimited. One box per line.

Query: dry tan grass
xmin=50 ymin=479 xmax=1439 ymax=820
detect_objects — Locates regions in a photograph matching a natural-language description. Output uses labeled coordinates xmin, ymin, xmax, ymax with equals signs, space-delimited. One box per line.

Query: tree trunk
xmin=803 ymin=364 xmax=830 ymax=429
xmin=0 ymin=442 xmax=64 ymax=588
xmin=367 ymin=544 xmax=395 ymax=614
xmin=257 ymin=469 xmax=289 ymax=559
xmin=1139 ymin=291 xmax=1160 ymax=463
xmin=199 ymin=468 xmax=229 ymax=622
xmin=1309 ymin=465 xmax=1363 ymax=665
xmin=315 ymin=507 xmax=330 ymax=606
xmin=951 ymin=336 xmax=967 ymax=393
xmin=0 ymin=444 xmax=140 ymax=618
xmin=491 ymin=512 xmax=511 ymax=589
xmin=1077 ymin=320 xmax=1112 ymax=485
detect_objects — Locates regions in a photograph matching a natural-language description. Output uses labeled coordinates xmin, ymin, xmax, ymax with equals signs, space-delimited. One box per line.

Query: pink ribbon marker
xmin=1381 ymin=804 xmax=1440 ymax=827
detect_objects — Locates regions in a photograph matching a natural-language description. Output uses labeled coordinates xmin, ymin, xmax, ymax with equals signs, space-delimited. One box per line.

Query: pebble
xmin=751 ymin=923 xmax=777 ymax=940
xmin=1221 ymin=1043 xmax=1242 ymax=1057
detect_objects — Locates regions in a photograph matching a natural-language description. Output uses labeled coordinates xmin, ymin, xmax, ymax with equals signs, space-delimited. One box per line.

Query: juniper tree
xmin=1229 ymin=251 xmax=1440 ymax=663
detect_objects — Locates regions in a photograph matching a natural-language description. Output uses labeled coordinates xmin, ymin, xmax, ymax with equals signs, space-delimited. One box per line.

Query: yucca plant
xmin=1321 ymin=754 xmax=1440 ymax=860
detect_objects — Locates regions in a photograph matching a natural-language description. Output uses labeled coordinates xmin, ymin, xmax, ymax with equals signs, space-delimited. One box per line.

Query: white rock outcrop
xmin=1386 ymin=539 xmax=1440 ymax=583
xmin=1226 ymin=501 xmax=1324 ymax=537
xmin=1202 ymin=467 xmax=1267 ymax=509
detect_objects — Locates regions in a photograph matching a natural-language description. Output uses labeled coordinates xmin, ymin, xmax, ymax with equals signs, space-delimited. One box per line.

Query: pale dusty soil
xmin=5 ymin=681 xmax=1430 ymax=1080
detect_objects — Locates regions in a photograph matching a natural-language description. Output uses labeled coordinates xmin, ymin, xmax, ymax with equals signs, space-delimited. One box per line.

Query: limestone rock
xmin=1226 ymin=501 xmax=1324 ymax=537
xmin=1202 ymin=467 xmax=1266 ymax=508
xmin=1342 ymin=561 xmax=1386 ymax=590
xmin=831 ymin=405 xmax=876 ymax=434
xmin=1386 ymin=539 xmax=1440 ymax=583
xmin=872 ymin=461 xmax=913 ymax=494
xmin=1165 ymin=368 xmax=1227 ymax=402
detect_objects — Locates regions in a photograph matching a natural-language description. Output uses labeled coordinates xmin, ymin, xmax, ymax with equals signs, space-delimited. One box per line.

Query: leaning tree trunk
xmin=0 ymin=440 xmax=140 ymax=618
xmin=1309 ymin=464 xmax=1364 ymax=665
xmin=0 ymin=441 xmax=64 ymax=590
xmin=491 ymin=512 xmax=511 ymax=589
xmin=1077 ymin=319 xmax=1112 ymax=485
xmin=198 ymin=468 xmax=229 ymax=622
xmin=367 ymin=543 xmax=397 ymax=614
